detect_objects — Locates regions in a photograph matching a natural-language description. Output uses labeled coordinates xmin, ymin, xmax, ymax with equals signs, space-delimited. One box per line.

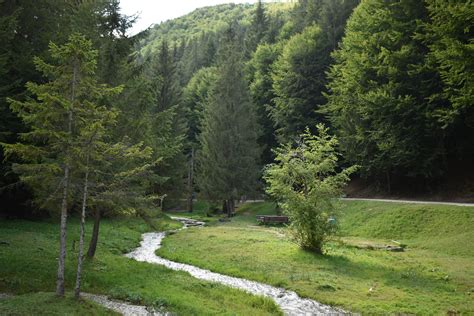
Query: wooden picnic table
xmin=256 ymin=215 xmax=289 ymax=224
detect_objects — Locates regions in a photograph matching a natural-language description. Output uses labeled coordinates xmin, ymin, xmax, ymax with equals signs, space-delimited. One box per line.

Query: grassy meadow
xmin=158 ymin=200 xmax=474 ymax=314
xmin=0 ymin=214 xmax=280 ymax=315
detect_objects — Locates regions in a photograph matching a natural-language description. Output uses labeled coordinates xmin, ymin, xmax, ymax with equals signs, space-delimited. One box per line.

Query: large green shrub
xmin=264 ymin=124 xmax=357 ymax=253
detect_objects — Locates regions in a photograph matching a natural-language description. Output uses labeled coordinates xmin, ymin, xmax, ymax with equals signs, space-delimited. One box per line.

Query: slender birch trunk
xmin=75 ymin=154 xmax=90 ymax=299
xmin=56 ymin=165 xmax=70 ymax=297
xmin=56 ymin=60 xmax=77 ymax=297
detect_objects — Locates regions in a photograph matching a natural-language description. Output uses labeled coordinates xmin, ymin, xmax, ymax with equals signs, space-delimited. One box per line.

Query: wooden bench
xmin=256 ymin=215 xmax=289 ymax=224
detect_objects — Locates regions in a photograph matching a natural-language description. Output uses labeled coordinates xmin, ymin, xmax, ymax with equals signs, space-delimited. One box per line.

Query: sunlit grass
xmin=158 ymin=201 xmax=474 ymax=314
xmin=0 ymin=215 xmax=281 ymax=315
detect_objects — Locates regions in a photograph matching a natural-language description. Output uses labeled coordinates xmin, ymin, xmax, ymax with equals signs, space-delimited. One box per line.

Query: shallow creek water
xmin=82 ymin=293 xmax=164 ymax=316
xmin=125 ymin=217 xmax=346 ymax=316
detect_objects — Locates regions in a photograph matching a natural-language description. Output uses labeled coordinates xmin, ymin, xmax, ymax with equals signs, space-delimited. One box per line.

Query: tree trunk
xmin=222 ymin=200 xmax=228 ymax=215
xmin=56 ymin=59 xmax=77 ymax=297
xmin=75 ymin=156 xmax=89 ymax=299
xmin=386 ymin=171 xmax=391 ymax=195
xmin=56 ymin=165 xmax=70 ymax=297
xmin=86 ymin=208 xmax=101 ymax=258
xmin=187 ymin=148 xmax=194 ymax=212
xmin=226 ymin=199 xmax=235 ymax=217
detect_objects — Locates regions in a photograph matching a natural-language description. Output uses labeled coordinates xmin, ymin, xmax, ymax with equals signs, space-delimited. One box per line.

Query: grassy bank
xmin=0 ymin=214 xmax=281 ymax=315
xmin=160 ymin=201 xmax=474 ymax=314
xmin=0 ymin=292 xmax=117 ymax=315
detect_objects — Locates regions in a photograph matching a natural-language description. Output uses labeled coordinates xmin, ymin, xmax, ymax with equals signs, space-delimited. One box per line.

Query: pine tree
xmin=154 ymin=40 xmax=180 ymax=112
xmin=271 ymin=25 xmax=331 ymax=143
xmin=72 ymin=84 xmax=121 ymax=299
xmin=245 ymin=0 xmax=268 ymax=56
xmin=0 ymin=0 xmax=73 ymax=214
xmin=182 ymin=67 xmax=218 ymax=211
xmin=423 ymin=0 xmax=474 ymax=131
xmin=197 ymin=27 xmax=261 ymax=215
xmin=319 ymin=0 xmax=360 ymax=51
xmin=247 ymin=43 xmax=282 ymax=164
xmin=325 ymin=0 xmax=444 ymax=186
xmin=2 ymin=34 xmax=120 ymax=296
xmin=150 ymin=40 xmax=187 ymax=208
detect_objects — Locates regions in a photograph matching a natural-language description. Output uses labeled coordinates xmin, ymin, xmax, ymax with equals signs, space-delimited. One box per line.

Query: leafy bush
xmin=264 ymin=124 xmax=357 ymax=253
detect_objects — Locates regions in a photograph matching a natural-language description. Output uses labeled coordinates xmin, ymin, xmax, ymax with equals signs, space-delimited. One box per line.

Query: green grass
xmin=0 ymin=214 xmax=281 ymax=315
xmin=157 ymin=201 xmax=474 ymax=314
xmin=0 ymin=292 xmax=118 ymax=315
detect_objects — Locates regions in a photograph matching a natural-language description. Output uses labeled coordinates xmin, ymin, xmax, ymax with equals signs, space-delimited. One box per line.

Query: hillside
xmin=138 ymin=2 xmax=293 ymax=58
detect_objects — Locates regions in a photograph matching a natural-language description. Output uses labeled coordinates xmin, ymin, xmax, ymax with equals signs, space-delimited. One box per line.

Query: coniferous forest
xmin=0 ymin=1 xmax=473 ymax=315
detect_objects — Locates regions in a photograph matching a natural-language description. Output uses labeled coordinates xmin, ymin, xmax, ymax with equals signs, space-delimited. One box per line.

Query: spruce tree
xmin=271 ymin=25 xmax=331 ymax=143
xmin=182 ymin=67 xmax=218 ymax=211
xmin=245 ymin=0 xmax=268 ymax=56
xmin=424 ymin=0 xmax=474 ymax=156
xmin=2 ymin=34 xmax=120 ymax=296
xmin=247 ymin=43 xmax=282 ymax=164
xmin=325 ymin=0 xmax=444 ymax=186
xmin=197 ymin=27 xmax=261 ymax=215
xmin=73 ymin=86 xmax=121 ymax=299
xmin=150 ymin=40 xmax=187 ymax=208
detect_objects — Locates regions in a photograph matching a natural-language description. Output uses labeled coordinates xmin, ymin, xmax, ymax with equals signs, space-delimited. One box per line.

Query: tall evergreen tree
xmin=245 ymin=0 xmax=268 ymax=56
xmin=182 ymin=67 xmax=218 ymax=145
xmin=0 ymin=0 xmax=73 ymax=215
xmin=422 ymin=0 xmax=474 ymax=169
xmin=319 ymin=0 xmax=360 ymax=51
xmin=271 ymin=25 xmax=331 ymax=142
xmin=154 ymin=40 xmax=181 ymax=112
xmin=325 ymin=0 xmax=444 ymax=187
xmin=197 ymin=27 xmax=261 ymax=215
xmin=150 ymin=40 xmax=187 ymax=208
xmin=73 ymin=73 xmax=121 ymax=300
xmin=2 ymin=34 xmax=120 ymax=296
xmin=182 ymin=67 xmax=218 ymax=211
xmin=247 ymin=43 xmax=282 ymax=164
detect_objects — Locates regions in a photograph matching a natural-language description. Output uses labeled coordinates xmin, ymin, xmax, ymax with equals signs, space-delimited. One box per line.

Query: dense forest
xmin=0 ymin=0 xmax=473 ymax=312
xmin=2 ymin=0 xmax=472 ymax=218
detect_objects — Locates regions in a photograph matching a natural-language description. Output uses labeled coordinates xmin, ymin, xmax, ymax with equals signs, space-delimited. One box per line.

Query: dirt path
xmin=125 ymin=217 xmax=347 ymax=316
xmin=244 ymin=198 xmax=474 ymax=207
xmin=342 ymin=198 xmax=474 ymax=207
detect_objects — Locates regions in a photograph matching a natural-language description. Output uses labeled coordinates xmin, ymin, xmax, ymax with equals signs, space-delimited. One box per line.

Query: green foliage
xmin=318 ymin=0 xmax=360 ymax=51
xmin=182 ymin=67 xmax=218 ymax=144
xmin=2 ymin=34 xmax=121 ymax=212
xmin=247 ymin=43 xmax=282 ymax=164
xmin=325 ymin=0 xmax=447 ymax=181
xmin=271 ymin=25 xmax=331 ymax=142
xmin=245 ymin=0 xmax=269 ymax=56
xmin=148 ymin=40 xmax=187 ymax=207
xmin=265 ymin=125 xmax=357 ymax=253
xmin=423 ymin=0 xmax=473 ymax=124
xmin=197 ymin=29 xmax=261 ymax=203
xmin=159 ymin=200 xmax=474 ymax=314
xmin=419 ymin=0 xmax=474 ymax=167
xmin=0 ymin=292 xmax=117 ymax=315
xmin=0 ymin=217 xmax=281 ymax=315
xmin=139 ymin=3 xmax=291 ymax=58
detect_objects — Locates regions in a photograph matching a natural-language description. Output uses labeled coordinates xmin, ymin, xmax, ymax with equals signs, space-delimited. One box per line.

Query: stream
xmin=125 ymin=217 xmax=346 ymax=316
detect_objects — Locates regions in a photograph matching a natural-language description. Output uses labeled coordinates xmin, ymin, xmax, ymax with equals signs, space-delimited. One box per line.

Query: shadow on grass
xmin=292 ymin=245 xmax=454 ymax=294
